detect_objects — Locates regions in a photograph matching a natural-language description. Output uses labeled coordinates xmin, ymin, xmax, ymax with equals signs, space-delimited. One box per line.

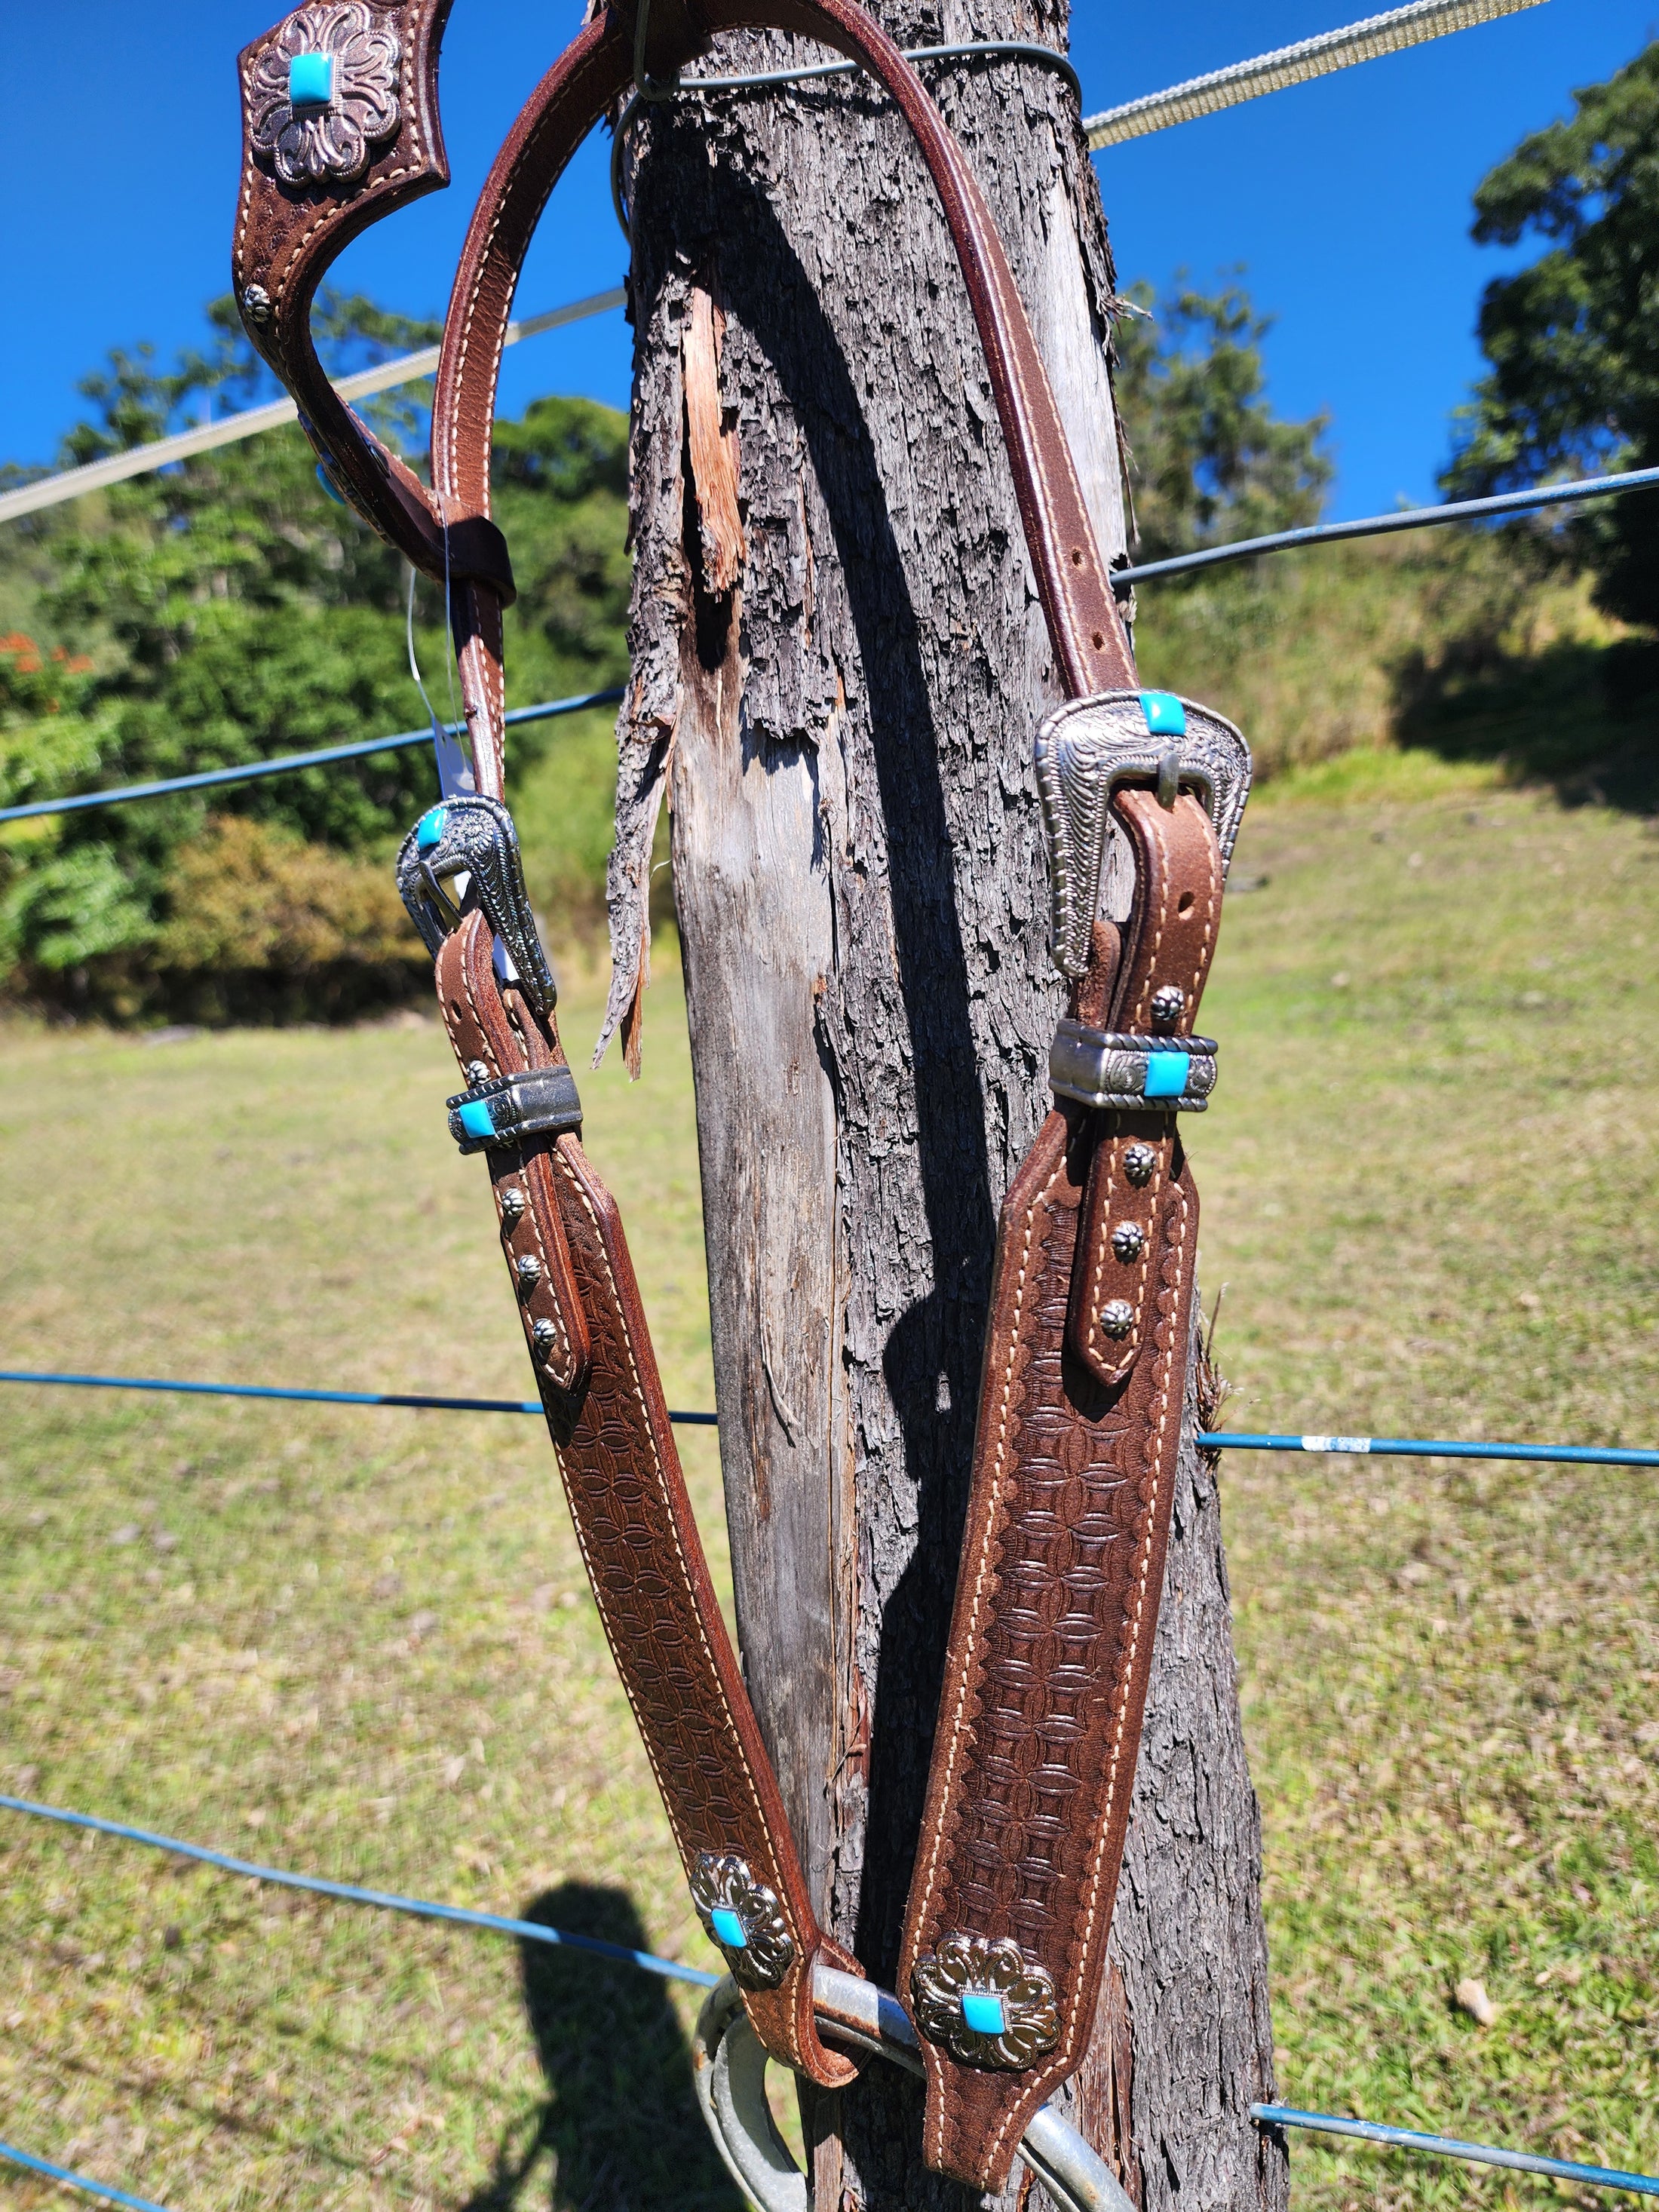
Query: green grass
xmin=2 ymin=750 xmax=1658 ymax=2209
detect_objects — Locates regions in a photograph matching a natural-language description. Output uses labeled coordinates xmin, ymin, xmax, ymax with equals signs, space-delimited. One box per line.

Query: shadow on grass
xmin=458 ymin=1884 xmax=741 ymax=2212
xmin=1394 ymin=631 xmax=1659 ymax=813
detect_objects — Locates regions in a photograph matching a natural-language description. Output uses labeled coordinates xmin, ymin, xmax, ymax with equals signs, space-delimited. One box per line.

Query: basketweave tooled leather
xmin=433 ymin=910 xmax=857 ymax=2086
xmin=230 ymin=0 xmax=1208 ymax=2170
xmin=897 ymin=789 xmax=1225 ymax=2189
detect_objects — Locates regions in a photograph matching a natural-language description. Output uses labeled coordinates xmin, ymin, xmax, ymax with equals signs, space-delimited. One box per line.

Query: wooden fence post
xmin=601 ymin=9 xmax=1285 ymax=2206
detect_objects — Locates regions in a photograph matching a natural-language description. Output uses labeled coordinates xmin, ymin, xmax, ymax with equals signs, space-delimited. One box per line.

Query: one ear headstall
xmin=235 ymin=0 xmax=1253 ymax=2186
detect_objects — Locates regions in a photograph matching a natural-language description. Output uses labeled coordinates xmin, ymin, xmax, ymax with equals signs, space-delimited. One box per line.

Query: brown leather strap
xmin=897 ymin=791 xmax=1224 ymax=2189
xmin=431 ymin=910 xmax=856 ymax=2085
xmin=233 ymin=0 xmax=1134 ymax=793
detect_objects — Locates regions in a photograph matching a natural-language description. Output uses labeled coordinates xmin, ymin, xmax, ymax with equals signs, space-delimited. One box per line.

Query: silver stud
xmin=465 ymin=1060 xmax=491 ymax=1088
xmin=499 ymin=1186 xmax=526 ymax=1228
xmin=1123 ymin=1142 xmax=1157 ymax=1187
xmin=532 ymin=1318 xmax=561 ymax=1359
xmin=1111 ymin=1222 xmax=1145 ymax=1262
xmin=1150 ymin=985 xmax=1185 ymax=1031
xmin=515 ymin=1253 xmax=542 ymax=1290
xmin=1099 ymin=1299 xmax=1134 ymax=1340
xmin=241 ymin=283 xmax=272 ymax=326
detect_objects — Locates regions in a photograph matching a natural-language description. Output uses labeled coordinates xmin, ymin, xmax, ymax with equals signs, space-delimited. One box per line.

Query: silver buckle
xmin=1034 ymin=691 xmax=1251 ymax=978
xmin=395 ymin=793 xmax=558 ymax=1018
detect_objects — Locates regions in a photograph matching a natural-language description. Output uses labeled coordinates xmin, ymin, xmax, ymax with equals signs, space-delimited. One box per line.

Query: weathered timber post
xmin=600 ymin=8 xmax=1286 ymax=2207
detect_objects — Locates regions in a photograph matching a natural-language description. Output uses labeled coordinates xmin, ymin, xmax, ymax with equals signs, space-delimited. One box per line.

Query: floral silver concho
xmin=248 ymin=3 xmax=401 ymax=189
xmin=689 ymin=1852 xmax=795 ymax=1992
xmin=910 ymin=1933 xmax=1061 ymax=2071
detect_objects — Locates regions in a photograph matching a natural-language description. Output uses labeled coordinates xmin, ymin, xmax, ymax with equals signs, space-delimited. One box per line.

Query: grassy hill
xmin=2 ymin=744 xmax=1656 ymax=2209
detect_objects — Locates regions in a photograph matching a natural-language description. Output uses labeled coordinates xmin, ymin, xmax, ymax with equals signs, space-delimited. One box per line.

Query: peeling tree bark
xmin=603 ymin=8 xmax=1285 ymax=2208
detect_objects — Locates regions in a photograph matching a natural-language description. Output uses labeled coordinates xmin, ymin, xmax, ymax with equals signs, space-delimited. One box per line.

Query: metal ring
xmin=692 ymin=1970 xmax=1136 ymax=2212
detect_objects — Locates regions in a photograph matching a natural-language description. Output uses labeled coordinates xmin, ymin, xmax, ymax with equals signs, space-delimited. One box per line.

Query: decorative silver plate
xmin=910 ymin=1931 xmax=1061 ymax=2071
xmin=248 ymin=2 xmax=401 ymax=189
xmin=689 ymin=1852 xmax=796 ymax=1992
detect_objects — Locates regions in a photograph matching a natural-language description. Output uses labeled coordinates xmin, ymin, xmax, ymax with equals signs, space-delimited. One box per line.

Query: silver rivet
xmin=1150 ymin=985 xmax=1185 ymax=1031
xmin=1099 ymin=1299 xmax=1134 ymax=1340
xmin=516 ymin=1253 xmax=542 ymax=1290
xmin=1111 ymin=1222 xmax=1145 ymax=1262
xmin=532 ymin=1318 xmax=560 ymax=1358
xmin=241 ymin=283 xmax=272 ymax=326
xmin=499 ymin=1187 xmax=526 ymax=1228
xmin=1123 ymin=1142 xmax=1157 ymax=1187
xmin=465 ymin=1060 xmax=490 ymax=1088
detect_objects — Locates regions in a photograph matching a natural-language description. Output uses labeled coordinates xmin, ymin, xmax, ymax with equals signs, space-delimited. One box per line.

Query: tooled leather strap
xmin=895 ymin=787 xmax=1227 ymax=2189
xmin=232 ymin=0 xmax=1162 ymax=2134
xmin=431 ymin=907 xmax=857 ymax=2084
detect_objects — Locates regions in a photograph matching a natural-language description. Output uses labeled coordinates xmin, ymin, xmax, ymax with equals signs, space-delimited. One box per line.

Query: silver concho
xmin=910 ymin=1933 xmax=1061 ymax=2072
xmin=247 ymin=3 xmax=401 ymax=189
xmin=396 ymin=795 xmax=558 ymax=1019
xmin=241 ymin=284 xmax=273 ymax=326
xmin=1110 ymin=1222 xmax=1145 ymax=1262
xmin=1035 ymin=692 xmax=1252 ymax=977
xmin=689 ymin=1852 xmax=796 ymax=1992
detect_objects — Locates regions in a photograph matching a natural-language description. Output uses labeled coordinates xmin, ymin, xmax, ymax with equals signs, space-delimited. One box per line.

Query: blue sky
xmin=2 ymin=2 xmax=1653 ymax=518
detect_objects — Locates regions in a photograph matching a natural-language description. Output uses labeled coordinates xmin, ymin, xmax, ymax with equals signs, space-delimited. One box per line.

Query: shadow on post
xmin=458 ymin=1882 xmax=742 ymax=2212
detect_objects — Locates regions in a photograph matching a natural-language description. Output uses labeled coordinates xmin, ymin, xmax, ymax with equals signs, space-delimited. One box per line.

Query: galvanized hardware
xmin=1035 ymin=689 xmax=1251 ymax=976
xmin=1098 ymin=1299 xmax=1134 ymax=1340
xmin=241 ymin=283 xmax=273 ymax=325
xmin=446 ymin=1063 xmax=583 ymax=1154
xmin=531 ymin=1318 xmax=561 ymax=1359
xmin=1150 ymin=984 xmax=1186 ymax=1030
xmin=693 ymin=1971 xmax=1133 ymax=2212
xmin=396 ymin=793 xmax=558 ymax=1018
xmin=1049 ymin=1020 xmax=1217 ymax=1112
xmin=688 ymin=1853 xmax=796 ymax=1992
xmin=910 ymin=1933 xmax=1062 ymax=2072
xmin=1110 ymin=1222 xmax=1145 ymax=1262
xmin=498 ymin=1186 xmax=527 ymax=1229
xmin=1123 ymin=1143 xmax=1158 ymax=1187
xmin=515 ymin=1253 xmax=542 ymax=1291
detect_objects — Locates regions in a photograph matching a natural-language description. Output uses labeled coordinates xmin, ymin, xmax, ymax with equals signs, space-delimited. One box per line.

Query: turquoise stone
xmin=1144 ymin=1052 xmax=1188 ymax=1099
xmin=1139 ymin=689 xmax=1187 ymax=737
xmin=710 ymin=1907 xmax=748 ymax=1951
xmin=961 ymin=1990 xmax=1006 ymax=2036
xmin=288 ymin=51 xmax=335 ymax=106
xmin=416 ymin=805 xmax=447 ymax=852
xmin=457 ymin=1100 xmax=496 ymax=1141
xmin=314 ymin=460 xmax=346 ymax=506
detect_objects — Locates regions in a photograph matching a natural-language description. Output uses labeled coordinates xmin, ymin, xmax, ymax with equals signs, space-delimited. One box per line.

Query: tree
xmin=1113 ymin=278 xmax=1329 ymax=563
xmin=1441 ymin=41 xmax=1659 ymax=628
xmin=609 ymin=10 xmax=1281 ymax=2209
xmin=0 ymin=302 xmax=632 ymax=1014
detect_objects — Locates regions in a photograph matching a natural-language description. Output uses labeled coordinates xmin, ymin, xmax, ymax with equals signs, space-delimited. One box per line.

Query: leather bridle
xmin=232 ymin=0 xmax=1250 ymax=2186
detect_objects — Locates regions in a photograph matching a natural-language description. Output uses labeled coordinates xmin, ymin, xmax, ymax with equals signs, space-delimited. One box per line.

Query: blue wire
xmin=0 ymin=1795 xmax=720 ymax=1990
xmin=1202 ymin=1430 xmax=1659 ymax=1468
xmin=7 ymin=1370 xmax=1652 ymax=1460
xmin=1254 ymin=2106 xmax=1659 ymax=2198
xmin=0 ymin=2140 xmax=174 ymax=2212
xmin=0 ymin=1370 xmax=717 ymax=1426
xmin=0 ymin=688 xmax=625 ymax=824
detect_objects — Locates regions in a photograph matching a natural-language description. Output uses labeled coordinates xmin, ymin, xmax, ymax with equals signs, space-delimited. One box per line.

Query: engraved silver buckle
xmin=1048 ymin=1020 xmax=1218 ymax=1111
xmin=1035 ymin=691 xmax=1252 ymax=978
xmin=395 ymin=793 xmax=558 ymax=1017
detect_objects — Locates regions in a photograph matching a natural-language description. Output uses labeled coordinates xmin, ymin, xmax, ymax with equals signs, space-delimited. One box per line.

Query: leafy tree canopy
xmin=0 ymin=296 xmax=629 ymax=1014
xmin=1441 ymin=41 xmax=1659 ymax=627
xmin=1113 ymin=276 xmax=1332 ymax=565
